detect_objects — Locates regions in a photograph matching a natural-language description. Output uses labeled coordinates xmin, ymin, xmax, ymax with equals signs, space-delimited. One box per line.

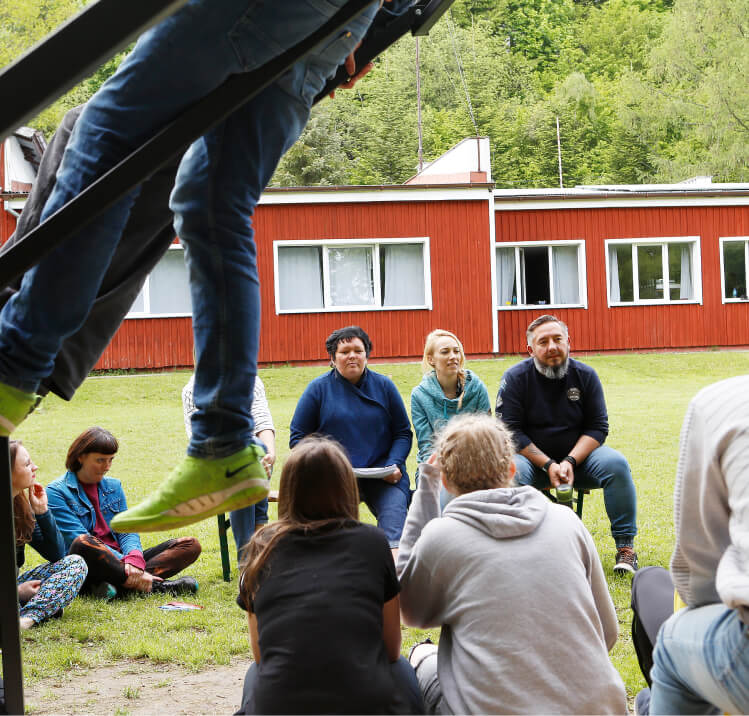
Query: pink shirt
xmin=81 ymin=481 xmax=145 ymax=570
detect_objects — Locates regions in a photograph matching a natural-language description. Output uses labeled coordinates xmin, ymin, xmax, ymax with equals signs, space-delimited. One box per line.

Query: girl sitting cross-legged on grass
xmin=398 ymin=413 xmax=628 ymax=715
xmin=12 ymin=440 xmax=88 ymax=629
xmin=46 ymin=427 xmax=201 ymax=599
xmin=236 ymin=436 xmax=424 ymax=715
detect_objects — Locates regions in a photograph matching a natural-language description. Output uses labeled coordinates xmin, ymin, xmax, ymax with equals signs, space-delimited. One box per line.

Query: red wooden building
xmin=4 ymin=131 xmax=749 ymax=369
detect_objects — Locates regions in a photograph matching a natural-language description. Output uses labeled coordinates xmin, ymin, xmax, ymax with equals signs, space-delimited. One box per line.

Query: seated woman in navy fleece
xmin=289 ymin=326 xmax=413 ymax=553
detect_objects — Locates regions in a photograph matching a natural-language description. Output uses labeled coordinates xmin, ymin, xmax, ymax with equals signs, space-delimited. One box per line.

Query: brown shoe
xmin=614 ymin=546 xmax=639 ymax=573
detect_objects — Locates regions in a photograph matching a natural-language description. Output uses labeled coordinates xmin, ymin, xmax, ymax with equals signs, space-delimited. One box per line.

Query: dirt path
xmin=25 ymin=659 xmax=248 ymax=714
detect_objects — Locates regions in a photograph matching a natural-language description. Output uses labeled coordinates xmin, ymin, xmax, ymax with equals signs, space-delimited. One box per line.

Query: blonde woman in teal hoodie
xmin=410 ymin=330 xmax=491 ymax=475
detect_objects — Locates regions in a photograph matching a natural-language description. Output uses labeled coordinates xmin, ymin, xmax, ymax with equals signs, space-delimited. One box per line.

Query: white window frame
xmin=719 ymin=237 xmax=749 ymax=303
xmin=605 ymin=237 xmax=702 ymax=307
xmin=273 ymin=237 xmax=432 ymax=314
xmin=493 ymin=240 xmax=588 ymax=311
xmin=125 ymin=244 xmax=192 ymax=318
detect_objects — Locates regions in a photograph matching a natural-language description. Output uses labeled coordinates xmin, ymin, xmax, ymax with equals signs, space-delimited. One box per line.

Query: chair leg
xmin=575 ymin=490 xmax=585 ymax=519
xmin=217 ymin=513 xmax=231 ymax=582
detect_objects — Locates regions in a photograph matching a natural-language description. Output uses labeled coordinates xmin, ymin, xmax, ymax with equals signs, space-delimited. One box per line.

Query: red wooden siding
xmin=92 ymin=196 xmax=494 ymax=369
xmin=255 ymin=198 xmax=494 ymax=363
xmin=495 ymin=204 xmax=749 ymax=354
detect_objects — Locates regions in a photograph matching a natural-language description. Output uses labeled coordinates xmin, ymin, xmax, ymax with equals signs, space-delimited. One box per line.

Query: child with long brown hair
xmin=12 ymin=440 xmax=87 ymax=629
xmin=236 ymin=436 xmax=423 ymax=714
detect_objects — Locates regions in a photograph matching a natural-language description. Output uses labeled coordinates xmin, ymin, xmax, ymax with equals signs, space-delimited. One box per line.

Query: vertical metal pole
xmin=556 ymin=116 xmax=564 ymax=189
xmin=415 ymin=37 xmax=424 ymax=173
xmin=0 ymin=437 xmax=24 ymax=714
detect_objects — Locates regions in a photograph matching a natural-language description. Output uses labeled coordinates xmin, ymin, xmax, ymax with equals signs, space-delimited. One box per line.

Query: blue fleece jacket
xmin=46 ymin=471 xmax=143 ymax=558
xmin=410 ymin=369 xmax=491 ymax=464
xmin=289 ymin=368 xmax=413 ymax=496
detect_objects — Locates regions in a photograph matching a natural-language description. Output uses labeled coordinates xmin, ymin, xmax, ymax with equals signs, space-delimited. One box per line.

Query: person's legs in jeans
xmin=112 ymin=2 xmax=380 ymax=533
xmin=409 ymin=643 xmax=444 ymax=715
xmin=514 ymin=447 xmax=637 ymax=549
xmin=357 ymin=480 xmax=408 ymax=549
xmin=231 ymin=499 xmax=269 ymax=561
xmin=650 ymin=604 xmax=749 ymax=714
xmin=575 ymin=446 xmax=637 ymax=548
xmin=390 ymin=655 xmax=426 ymax=714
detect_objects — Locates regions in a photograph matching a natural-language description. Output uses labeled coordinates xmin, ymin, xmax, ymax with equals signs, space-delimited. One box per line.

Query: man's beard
xmin=533 ymin=355 xmax=569 ymax=380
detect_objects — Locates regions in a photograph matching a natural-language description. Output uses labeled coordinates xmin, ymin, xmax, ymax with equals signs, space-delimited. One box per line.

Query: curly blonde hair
xmin=434 ymin=414 xmax=515 ymax=495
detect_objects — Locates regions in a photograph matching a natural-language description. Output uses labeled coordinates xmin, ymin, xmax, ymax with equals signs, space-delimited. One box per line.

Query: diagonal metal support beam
xmin=0 ymin=0 xmax=190 ymax=141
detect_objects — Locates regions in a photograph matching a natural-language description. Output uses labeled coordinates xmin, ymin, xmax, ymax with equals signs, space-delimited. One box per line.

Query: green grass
xmin=16 ymin=351 xmax=749 ymax=699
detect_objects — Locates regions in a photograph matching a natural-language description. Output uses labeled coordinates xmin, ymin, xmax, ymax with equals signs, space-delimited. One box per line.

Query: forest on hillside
xmin=2 ymin=0 xmax=747 ymax=187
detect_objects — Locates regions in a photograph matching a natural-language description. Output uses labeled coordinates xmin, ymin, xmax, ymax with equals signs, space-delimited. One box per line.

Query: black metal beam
xmin=0 ymin=439 xmax=23 ymax=715
xmin=0 ymin=0 xmax=190 ymax=141
xmin=0 ymin=0 xmax=377 ymax=291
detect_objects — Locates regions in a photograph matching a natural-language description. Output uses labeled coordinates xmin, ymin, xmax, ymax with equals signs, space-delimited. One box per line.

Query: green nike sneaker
xmin=110 ymin=443 xmax=269 ymax=533
xmin=0 ymin=382 xmax=40 ymax=436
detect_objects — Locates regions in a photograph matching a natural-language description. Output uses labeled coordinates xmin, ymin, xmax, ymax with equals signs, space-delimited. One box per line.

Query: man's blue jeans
xmin=514 ymin=446 xmax=637 ymax=542
xmin=230 ymin=499 xmax=268 ymax=560
xmin=650 ymin=604 xmax=749 ymax=714
xmin=0 ymin=0 xmax=379 ymax=458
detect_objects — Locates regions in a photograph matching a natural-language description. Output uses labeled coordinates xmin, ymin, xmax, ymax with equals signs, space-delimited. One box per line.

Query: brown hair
xmin=526 ymin=314 xmax=568 ymax=345
xmin=11 ymin=440 xmax=35 ymax=546
xmin=434 ymin=414 xmax=515 ymax=495
xmin=65 ymin=427 xmax=119 ymax=472
xmin=239 ymin=436 xmax=359 ymax=607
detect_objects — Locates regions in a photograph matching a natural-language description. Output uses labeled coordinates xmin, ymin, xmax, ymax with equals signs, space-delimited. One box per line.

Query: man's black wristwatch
xmin=562 ymin=455 xmax=577 ymax=468
xmin=541 ymin=458 xmax=556 ymax=473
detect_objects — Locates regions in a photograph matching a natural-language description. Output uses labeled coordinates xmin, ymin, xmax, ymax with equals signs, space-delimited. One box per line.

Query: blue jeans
xmin=0 ymin=0 xmax=379 ymax=458
xmin=230 ymin=499 xmax=268 ymax=560
xmin=650 ymin=604 xmax=749 ymax=714
xmin=513 ymin=445 xmax=637 ymax=542
xmin=358 ymin=478 xmax=409 ymax=548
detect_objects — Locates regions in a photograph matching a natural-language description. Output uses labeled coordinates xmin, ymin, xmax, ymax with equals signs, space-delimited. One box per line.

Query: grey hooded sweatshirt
xmin=397 ymin=480 xmax=627 ymax=715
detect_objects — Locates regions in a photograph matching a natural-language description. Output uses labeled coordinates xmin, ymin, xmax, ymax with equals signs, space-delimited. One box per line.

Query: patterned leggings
xmin=17 ymin=554 xmax=88 ymax=625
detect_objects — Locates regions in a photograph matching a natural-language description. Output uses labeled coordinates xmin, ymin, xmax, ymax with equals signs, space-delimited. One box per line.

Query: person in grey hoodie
xmin=397 ymin=413 xmax=627 ymax=715
xmin=410 ymin=329 xmax=490 ymax=479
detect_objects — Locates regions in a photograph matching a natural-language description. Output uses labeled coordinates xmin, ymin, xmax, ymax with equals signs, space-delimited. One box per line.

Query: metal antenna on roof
xmin=445 ymin=10 xmax=480 ymax=170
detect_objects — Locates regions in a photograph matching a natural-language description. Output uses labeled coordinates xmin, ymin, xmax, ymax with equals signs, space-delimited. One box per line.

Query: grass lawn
xmin=15 ymin=350 xmax=749 ymax=702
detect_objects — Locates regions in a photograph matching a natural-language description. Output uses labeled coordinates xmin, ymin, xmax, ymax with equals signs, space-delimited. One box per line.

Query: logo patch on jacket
xmin=567 ymin=387 xmax=581 ymax=401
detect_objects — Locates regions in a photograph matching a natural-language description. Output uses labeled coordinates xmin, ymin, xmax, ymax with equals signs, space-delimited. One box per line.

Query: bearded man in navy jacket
xmin=496 ymin=315 xmax=638 ymax=573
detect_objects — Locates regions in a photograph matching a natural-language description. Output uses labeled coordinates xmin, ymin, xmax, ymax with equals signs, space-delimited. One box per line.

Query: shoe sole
xmin=613 ymin=562 xmax=637 ymax=574
xmin=113 ymin=478 xmax=269 ymax=532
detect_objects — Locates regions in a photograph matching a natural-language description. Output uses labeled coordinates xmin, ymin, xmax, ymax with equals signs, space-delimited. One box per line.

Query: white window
xmin=606 ymin=237 xmax=701 ymax=306
xmin=494 ymin=241 xmax=586 ymax=309
xmin=127 ymin=245 xmax=192 ymax=317
xmin=274 ymin=238 xmax=431 ymax=313
xmin=720 ymin=238 xmax=749 ymax=302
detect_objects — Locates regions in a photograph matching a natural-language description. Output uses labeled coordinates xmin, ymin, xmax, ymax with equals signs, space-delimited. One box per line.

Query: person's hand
xmin=27 ymin=482 xmax=48 ymax=514
xmin=418 ymin=453 xmax=443 ymax=492
xmin=123 ymin=564 xmax=162 ymax=592
xmin=547 ymin=461 xmax=563 ymax=488
xmin=557 ymin=460 xmax=575 ymax=486
xmin=383 ymin=466 xmax=402 ymax=485
xmin=261 ymin=453 xmax=275 ymax=479
xmin=18 ymin=580 xmax=41 ymax=602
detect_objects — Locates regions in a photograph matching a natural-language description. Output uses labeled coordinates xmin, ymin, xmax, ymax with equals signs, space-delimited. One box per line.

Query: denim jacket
xmin=46 ymin=470 xmax=143 ymax=558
